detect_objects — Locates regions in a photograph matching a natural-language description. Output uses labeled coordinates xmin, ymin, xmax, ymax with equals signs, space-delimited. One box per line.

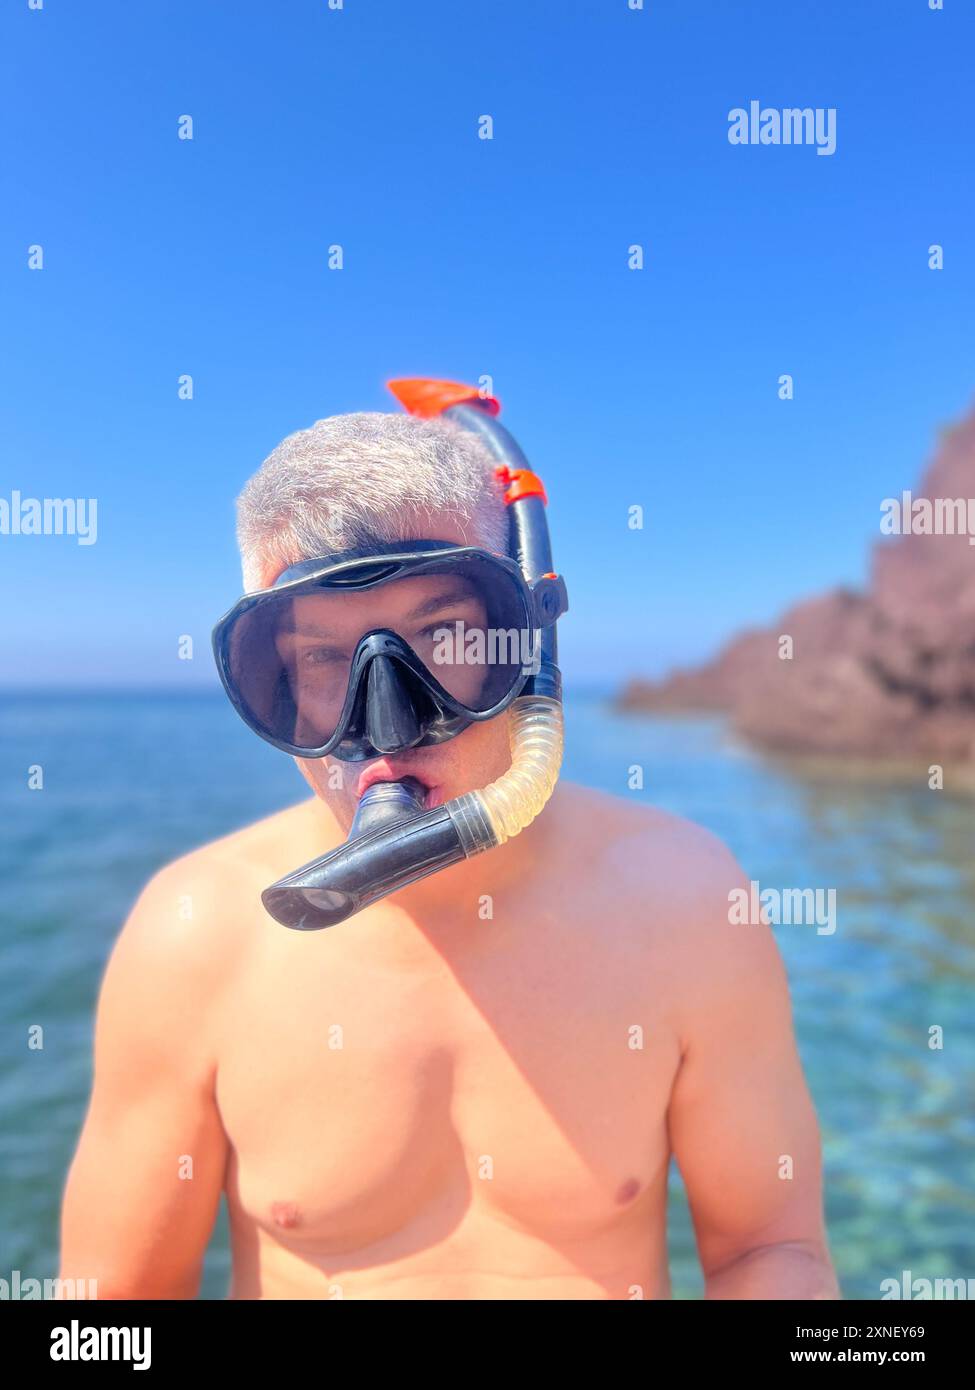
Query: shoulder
xmin=549 ymin=781 xmax=787 ymax=1015
xmin=86 ymin=800 xmax=327 ymax=1082
xmin=550 ymin=779 xmax=745 ymax=906
xmin=105 ymin=799 xmax=321 ymax=1000
xmin=134 ymin=799 xmax=318 ymax=905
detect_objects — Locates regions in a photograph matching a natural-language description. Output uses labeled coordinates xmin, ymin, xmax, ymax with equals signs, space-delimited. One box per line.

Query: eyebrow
xmin=403 ymin=586 xmax=480 ymax=621
xmin=286 ymin=586 xmax=480 ymax=640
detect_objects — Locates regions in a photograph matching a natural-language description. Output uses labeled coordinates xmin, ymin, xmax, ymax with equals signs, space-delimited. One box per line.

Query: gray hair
xmin=236 ymin=411 xmax=509 ymax=591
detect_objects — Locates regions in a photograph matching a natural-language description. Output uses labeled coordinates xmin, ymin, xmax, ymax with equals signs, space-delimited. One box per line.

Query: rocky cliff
xmin=617 ymin=406 xmax=975 ymax=763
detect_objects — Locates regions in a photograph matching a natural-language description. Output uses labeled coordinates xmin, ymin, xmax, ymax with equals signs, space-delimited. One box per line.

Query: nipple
xmin=271 ymin=1200 xmax=300 ymax=1229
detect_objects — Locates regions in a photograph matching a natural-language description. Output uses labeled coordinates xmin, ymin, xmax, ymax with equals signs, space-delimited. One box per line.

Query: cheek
xmin=294 ymin=757 xmax=356 ymax=801
xmin=454 ymin=714 xmax=513 ymax=776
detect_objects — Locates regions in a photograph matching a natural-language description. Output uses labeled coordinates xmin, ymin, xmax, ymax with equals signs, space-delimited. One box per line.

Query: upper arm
xmin=59 ymin=859 xmax=230 ymax=1299
xmin=664 ymin=836 xmax=830 ymax=1279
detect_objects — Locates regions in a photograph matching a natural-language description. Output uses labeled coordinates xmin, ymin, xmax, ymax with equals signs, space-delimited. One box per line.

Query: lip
xmin=356 ymin=758 xmax=444 ymax=810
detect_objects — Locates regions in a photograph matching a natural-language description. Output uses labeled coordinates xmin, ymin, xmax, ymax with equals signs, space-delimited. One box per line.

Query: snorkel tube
xmin=261 ymin=379 xmax=566 ymax=930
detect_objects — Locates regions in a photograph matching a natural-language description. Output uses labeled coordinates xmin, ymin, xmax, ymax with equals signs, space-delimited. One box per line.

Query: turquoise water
xmin=1 ymin=690 xmax=972 ymax=1298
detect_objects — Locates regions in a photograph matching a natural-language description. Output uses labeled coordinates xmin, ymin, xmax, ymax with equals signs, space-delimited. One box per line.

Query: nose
xmin=364 ymin=655 xmax=438 ymax=753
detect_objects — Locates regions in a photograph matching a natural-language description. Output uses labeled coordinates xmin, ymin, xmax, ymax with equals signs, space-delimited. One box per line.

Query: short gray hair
xmin=236 ymin=411 xmax=509 ymax=591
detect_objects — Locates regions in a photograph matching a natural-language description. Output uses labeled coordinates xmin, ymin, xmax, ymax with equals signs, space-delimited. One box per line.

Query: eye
xmin=416 ymin=620 xmax=458 ymax=639
xmin=299 ymin=646 xmax=345 ymax=667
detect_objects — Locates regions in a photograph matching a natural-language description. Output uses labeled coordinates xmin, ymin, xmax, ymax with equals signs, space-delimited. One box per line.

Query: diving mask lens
xmin=216 ymin=549 xmax=536 ymax=756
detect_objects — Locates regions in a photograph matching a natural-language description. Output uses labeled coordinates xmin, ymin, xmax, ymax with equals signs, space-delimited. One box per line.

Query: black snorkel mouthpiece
xmin=349 ymin=777 xmax=428 ymax=834
xmin=259 ymin=378 xmax=567 ymax=930
xmin=260 ymin=781 xmax=480 ymax=930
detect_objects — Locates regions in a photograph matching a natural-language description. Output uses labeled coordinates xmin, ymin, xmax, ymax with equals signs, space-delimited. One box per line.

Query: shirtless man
xmin=59 ymin=386 xmax=838 ymax=1300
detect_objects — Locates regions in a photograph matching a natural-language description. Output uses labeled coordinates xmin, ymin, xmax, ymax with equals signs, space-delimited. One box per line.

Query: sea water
xmin=1 ymin=689 xmax=972 ymax=1299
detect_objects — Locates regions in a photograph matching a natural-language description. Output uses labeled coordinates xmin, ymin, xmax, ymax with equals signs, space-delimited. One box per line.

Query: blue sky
xmin=1 ymin=0 xmax=973 ymax=688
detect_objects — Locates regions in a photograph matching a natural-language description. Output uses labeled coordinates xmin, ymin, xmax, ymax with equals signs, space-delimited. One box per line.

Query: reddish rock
xmin=618 ymin=404 xmax=975 ymax=763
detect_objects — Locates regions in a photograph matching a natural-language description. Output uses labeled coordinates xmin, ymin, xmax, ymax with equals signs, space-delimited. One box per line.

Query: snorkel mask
xmin=212 ymin=378 xmax=568 ymax=929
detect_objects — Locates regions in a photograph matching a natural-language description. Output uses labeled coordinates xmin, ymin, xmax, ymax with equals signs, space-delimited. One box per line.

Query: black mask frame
xmin=211 ymin=539 xmax=567 ymax=762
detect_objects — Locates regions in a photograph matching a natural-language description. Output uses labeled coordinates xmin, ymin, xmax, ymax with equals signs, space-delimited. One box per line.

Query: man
xmin=59 ymin=385 xmax=838 ymax=1300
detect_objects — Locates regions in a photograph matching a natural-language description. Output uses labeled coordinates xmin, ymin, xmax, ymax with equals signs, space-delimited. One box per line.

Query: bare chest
xmin=215 ymin=908 xmax=681 ymax=1259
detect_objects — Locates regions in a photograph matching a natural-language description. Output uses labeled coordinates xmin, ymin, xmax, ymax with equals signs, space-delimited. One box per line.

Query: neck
xmin=298 ymin=780 xmax=558 ymax=936
xmin=389 ymin=793 xmax=558 ymax=933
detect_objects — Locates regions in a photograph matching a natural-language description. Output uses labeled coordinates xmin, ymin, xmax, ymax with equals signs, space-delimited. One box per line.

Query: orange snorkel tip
xmin=387 ymin=377 xmax=501 ymax=418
